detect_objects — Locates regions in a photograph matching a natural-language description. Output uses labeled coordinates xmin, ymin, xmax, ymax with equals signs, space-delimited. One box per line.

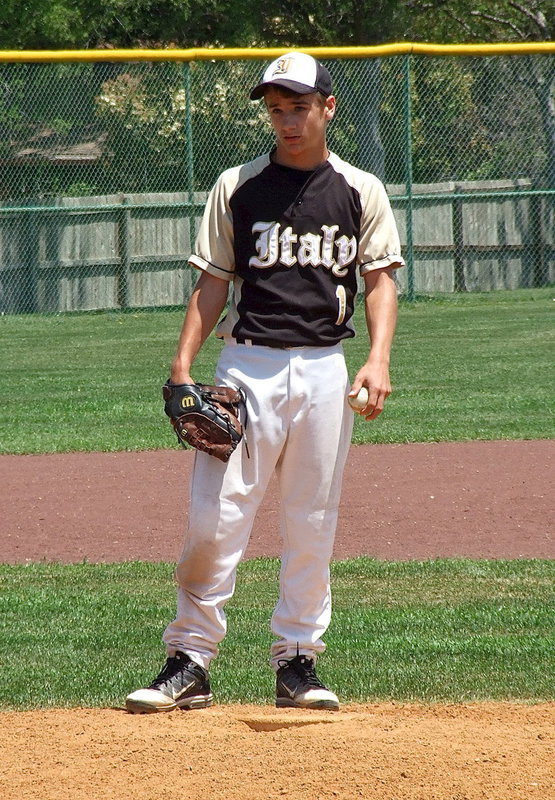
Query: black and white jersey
xmin=189 ymin=151 xmax=404 ymax=347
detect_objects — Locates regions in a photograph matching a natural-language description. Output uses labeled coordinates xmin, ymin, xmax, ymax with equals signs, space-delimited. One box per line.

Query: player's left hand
xmin=163 ymin=382 xmax=246 ymax=461
xmin=349 ymin=359 xmax=391 ymax=421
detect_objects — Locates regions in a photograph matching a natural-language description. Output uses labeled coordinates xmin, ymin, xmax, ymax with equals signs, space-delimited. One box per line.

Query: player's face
xmin=264 ymin=88 xmax=336 ymax=170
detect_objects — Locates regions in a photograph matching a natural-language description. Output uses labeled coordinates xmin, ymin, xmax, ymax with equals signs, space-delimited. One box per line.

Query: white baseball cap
xmin=250 ymin=52 xmax=333 ymax=100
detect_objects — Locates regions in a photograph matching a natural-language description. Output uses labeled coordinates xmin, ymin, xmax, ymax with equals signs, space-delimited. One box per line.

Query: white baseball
xmin=348 ymin=386 xmax=369 ymax=412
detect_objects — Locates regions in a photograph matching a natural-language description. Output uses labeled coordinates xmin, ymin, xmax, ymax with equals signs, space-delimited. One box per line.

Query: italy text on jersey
xmin=249 ymin=222 xmax=357 ymax=277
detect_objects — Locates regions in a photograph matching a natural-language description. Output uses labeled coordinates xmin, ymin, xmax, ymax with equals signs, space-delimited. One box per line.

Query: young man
xmin=126 ymin=52 xmax=404 ymax=714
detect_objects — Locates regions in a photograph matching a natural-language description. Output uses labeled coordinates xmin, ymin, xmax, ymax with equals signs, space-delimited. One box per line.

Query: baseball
xmin=348 ymin=387 xmax=369 ymax=412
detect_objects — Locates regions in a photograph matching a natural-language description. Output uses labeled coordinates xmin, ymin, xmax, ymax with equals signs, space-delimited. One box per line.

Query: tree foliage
xmin=1 ymin=1 xmax=553 ymax=196
xmin=406 ymin=1 xmax=554 ymax=186
xmin=407 ymin=0 xmax=553 ymax=43
xmin=2 ymin=0 xmax=553 ymax=49
xmin=0 ymin=0 xmax=262 ymax=49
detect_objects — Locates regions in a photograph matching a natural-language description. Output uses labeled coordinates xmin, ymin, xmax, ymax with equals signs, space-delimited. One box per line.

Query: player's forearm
xmin=363 ymin=267 xmax=398 ymax=365
xmin=349 ymin=268 xmax=398 ymax=420
xmin=170 ymin=271 xmax=229 ymax=383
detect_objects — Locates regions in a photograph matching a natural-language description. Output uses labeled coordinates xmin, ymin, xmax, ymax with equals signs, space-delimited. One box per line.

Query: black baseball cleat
xmin=125 ymin=651 xmax=213 ymax=713
xmin=275 ymin=654 xmax=339 ymax=711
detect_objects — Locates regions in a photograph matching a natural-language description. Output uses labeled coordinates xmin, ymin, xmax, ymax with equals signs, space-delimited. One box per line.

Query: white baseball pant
xmin=163 ymin=340 xmax=354 ymax=670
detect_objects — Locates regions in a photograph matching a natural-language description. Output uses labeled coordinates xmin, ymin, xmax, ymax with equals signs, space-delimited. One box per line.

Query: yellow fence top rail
xmin=0 ymin=41 xmax=554 ymax=62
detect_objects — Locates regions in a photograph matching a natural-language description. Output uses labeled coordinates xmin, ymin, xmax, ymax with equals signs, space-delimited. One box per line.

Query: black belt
xmin=235 ymin=337 xmax=298 ymax=349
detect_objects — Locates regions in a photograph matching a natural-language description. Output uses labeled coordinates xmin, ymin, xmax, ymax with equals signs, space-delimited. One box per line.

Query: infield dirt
xmin=2 ymin=439 xmax=553 ymax=563
xmin=1 ymin=439 xmax=553 ymax=799
xmin=2 ymin=703 xmax=553 ymax=799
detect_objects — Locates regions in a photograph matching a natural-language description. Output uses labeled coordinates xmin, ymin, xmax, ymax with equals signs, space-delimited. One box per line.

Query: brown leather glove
xmin=162 ymin=382 xmax=245 ymax=462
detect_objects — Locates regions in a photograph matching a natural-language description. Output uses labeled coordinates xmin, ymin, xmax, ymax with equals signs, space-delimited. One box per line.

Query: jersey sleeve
xmin=188 ymin=169 xmax=238 ymax=282
xmin=357 ymin=177 xmax=405 ymax=275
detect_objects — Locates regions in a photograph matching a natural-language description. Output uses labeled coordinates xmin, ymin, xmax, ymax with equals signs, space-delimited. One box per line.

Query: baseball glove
xmin=162 ymin=381 xmax=246 ymax=462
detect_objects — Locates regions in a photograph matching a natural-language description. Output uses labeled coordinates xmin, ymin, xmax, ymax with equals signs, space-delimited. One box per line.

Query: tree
xmin=0 ymin=1 xmax=83 ymax=49
xmin=94 ymin=59 xmax=271 ymax=193
xmin=407 ymin=0 xmax=553 ymax=43
xmin=407 ymin=1 xmax=555 ymax=187
xmin=0 ymin=0 xmax=262 ymax=49
xmin=245 ymin=1 xmax=411 ymax=179
xmin=1 ymin=1 xmax=552 ymax=191
xmin=0 ymin=2 xmax=411 ymax=180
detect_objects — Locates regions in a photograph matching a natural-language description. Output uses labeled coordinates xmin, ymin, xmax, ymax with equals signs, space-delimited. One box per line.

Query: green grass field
xmin=0 ymin=288 xmax=553 ymax=453
xmin=0 ymin=288 xmax=553 ymax=709
xmin=0 ymin=558 xmax=553 ymax=710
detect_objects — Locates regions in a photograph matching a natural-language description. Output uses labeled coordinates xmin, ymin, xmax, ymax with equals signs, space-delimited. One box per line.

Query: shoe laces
xmin=280 ymin=655 xmax=325 ymax=689
xmin=149 ymin=652 xmax=192 ymax=689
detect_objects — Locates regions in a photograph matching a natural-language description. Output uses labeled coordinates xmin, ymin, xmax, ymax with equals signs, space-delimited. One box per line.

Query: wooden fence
xmin=392 ymin=179 xmax=553 ymax=295
xmin=0 ymin=180 xmax=553 ymax=313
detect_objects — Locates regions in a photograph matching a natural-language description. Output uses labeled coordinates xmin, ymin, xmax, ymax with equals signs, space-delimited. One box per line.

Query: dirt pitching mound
xmin=2 ymin=703 xmax=553 ymax=799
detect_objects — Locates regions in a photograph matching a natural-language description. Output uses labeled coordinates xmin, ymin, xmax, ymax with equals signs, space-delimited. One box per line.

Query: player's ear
xmin=324 ymin=95 xmax=336 ymax=121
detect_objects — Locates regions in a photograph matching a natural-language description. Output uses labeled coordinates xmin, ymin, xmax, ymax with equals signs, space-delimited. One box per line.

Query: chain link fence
xmin=0 ymin=48 xmax=553 ymax=313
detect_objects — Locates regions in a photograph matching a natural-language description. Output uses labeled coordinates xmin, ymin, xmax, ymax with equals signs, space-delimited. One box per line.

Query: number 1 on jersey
xmin=335 ymin=285 xmax=346 ymax=325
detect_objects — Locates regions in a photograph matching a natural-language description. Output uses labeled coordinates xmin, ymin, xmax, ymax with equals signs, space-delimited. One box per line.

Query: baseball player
xmin=126 ymin=52 xmax=404 ymax=714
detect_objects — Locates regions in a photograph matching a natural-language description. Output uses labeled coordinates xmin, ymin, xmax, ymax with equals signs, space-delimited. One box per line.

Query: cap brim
xmin=250 ymin=79 xmax=317 ymax=100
